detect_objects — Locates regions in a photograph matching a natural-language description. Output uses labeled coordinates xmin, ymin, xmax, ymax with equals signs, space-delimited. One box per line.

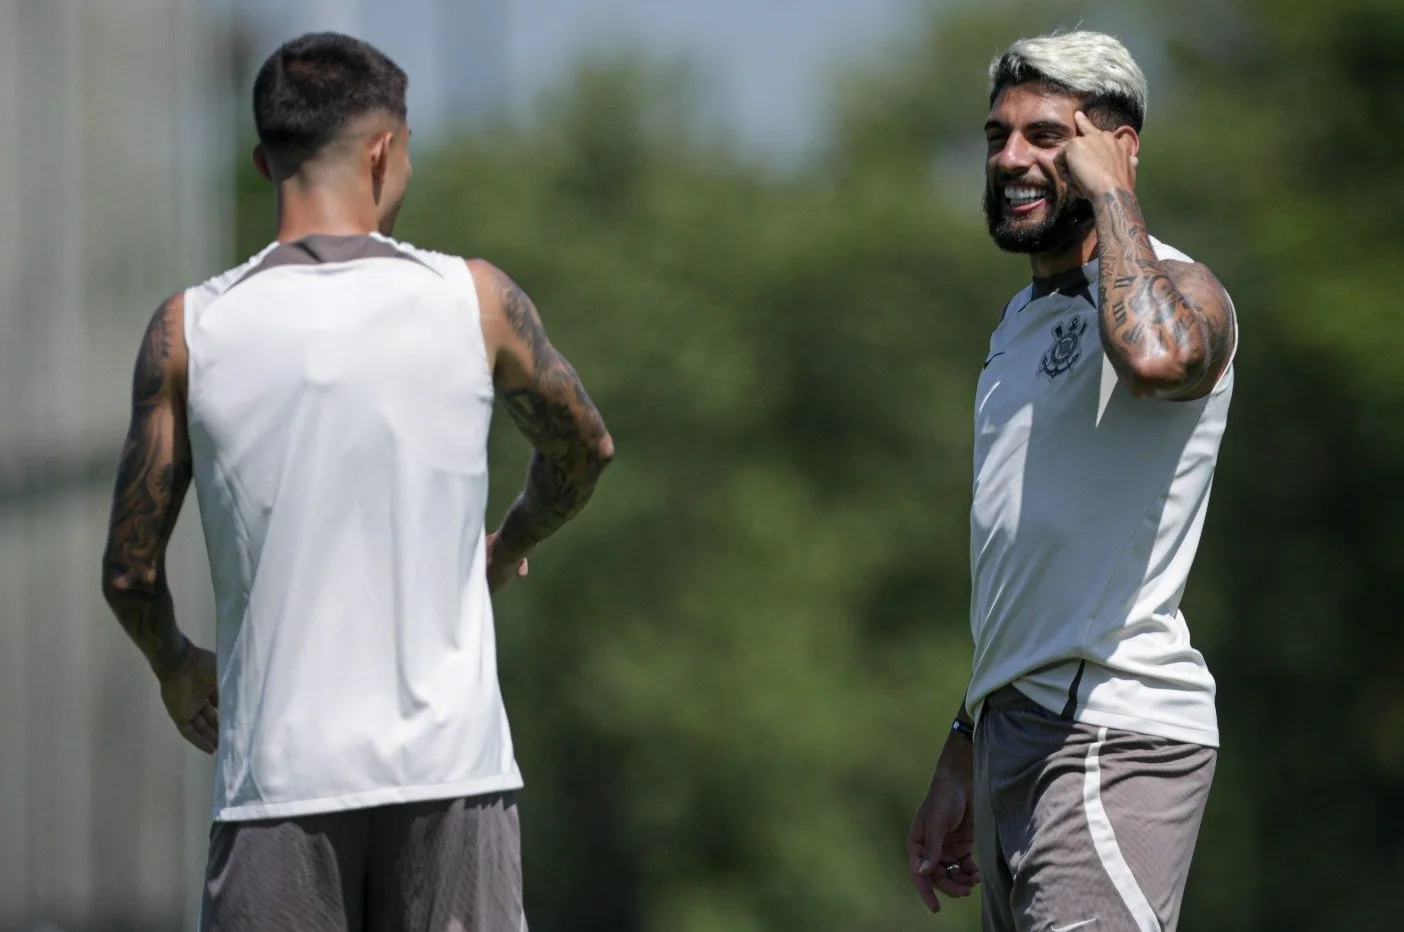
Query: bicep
xmin=470 ymin=259 xmax=548 ymax=392
xmin=470 ymin=260 xmax=607 ymax=457
xmin=105 ymin=297 xmax=192 ymax=562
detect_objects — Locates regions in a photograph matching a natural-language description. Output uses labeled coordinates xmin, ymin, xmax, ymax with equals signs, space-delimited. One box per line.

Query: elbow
xmin=595 ymin=431 xmax=616 ymax=471
xmin=550 ymin=430 xmax=614 ymax=489
xmin=100 ymin=553 xmax=157 ymax=607
xmin=1122 ymin=351 xmax=1207 ymax=400
xmin=584 ymin=430 xmax=615 ymax=481
xmin=100 ymin=572 xmax=127 ymax=608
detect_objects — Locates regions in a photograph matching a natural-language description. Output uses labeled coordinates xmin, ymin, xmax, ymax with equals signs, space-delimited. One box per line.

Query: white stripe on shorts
xmin=1083 ymin=726 xmax=1161 ymax=932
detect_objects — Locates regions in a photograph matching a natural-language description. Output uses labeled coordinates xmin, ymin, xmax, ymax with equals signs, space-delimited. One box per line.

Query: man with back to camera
xmin=98 ymin=32 xmax=613 ymax=931
xmin=904 ymin=30 xmax=1236 ymax=932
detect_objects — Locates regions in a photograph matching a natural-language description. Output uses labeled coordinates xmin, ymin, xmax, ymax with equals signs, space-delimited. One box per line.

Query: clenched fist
xmin=1054 ymin=111 xmax=1139 ymax=199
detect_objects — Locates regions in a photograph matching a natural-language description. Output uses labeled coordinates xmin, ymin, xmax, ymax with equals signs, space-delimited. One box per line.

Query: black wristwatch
xmin=950 ymin=718 xmax=975 ymax=741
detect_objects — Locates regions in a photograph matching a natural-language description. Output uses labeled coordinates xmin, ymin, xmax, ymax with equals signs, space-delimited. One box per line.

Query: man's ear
xmin=1113 ymin=125 xmax=1140 ymax=162
xmin=368 ymin=131 xmax=394 ymax=201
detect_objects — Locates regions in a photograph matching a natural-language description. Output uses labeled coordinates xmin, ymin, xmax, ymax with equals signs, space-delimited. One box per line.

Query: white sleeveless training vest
xmin=183 ymin=233 xmax=522 ymax=821
xmin=967 ymin=238 xmax=1235 ymax=748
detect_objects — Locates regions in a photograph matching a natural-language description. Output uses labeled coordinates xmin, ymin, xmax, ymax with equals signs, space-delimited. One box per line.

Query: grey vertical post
xmin=0 ymin=0 xmax=227 ymax=928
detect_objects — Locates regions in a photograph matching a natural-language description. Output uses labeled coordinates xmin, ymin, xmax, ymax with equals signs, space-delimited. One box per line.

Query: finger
xmin=191 ymin=713 xmax=219 ymax=748
xmin=917 ymin=844 xmax=948 ymax=911
xmin=929 ymin=834 xmax=978 ymax=896
xmin=959 ymin=853 xmax=982 ymax=885
xmin=936 ymin=844 xmax=980 ymax=887
xmin=909 ymin=867 xmax=941 ymax=913
xmin=906 ymin=822 xmax=925 ymax=876
xmin=920 ymin=834 xmax=944 ymax=880
xmin=1074 ymin=110 xmax=1097 ymax=134
xmin=942 ymin=861 xmax=981 ymax=891
xmin=179 ymin=723 xmax=216 ymax=755
xmin=907 ymin=827 xmax=940 ymax=913
xmin=198 ymin=704 xmax=220 ymax=733
xmin=952 ymin=868 xmax=981 ymax=888
xmin=1040 ymin=150 xmax=1075 ymax=190
xmin=932 ymin=863 xmax=973 ymax=899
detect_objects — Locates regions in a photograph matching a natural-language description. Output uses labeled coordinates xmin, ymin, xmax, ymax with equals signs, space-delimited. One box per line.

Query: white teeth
xmin=1005 ymin=186 xmax=1046 ymax=204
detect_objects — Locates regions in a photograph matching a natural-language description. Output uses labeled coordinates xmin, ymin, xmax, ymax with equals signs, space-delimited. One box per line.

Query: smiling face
xmin=982 ymin=81 xmax=1094 ymax=256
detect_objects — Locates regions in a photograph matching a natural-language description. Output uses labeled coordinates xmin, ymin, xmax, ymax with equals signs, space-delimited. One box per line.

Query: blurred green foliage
xmin=232 ymin=1 xmax=1404 ymax=929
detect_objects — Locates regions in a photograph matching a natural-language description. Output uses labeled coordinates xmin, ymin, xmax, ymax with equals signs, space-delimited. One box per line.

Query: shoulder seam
xmin=381 ymin=241 xmax=449 ymax=280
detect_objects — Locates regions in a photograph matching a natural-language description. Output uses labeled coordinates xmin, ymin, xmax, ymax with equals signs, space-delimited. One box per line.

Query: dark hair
xmin=1077 ymin=95 xmax=1144 ymax=135
xmin=253 ymin=32 xmax=408 ymax=166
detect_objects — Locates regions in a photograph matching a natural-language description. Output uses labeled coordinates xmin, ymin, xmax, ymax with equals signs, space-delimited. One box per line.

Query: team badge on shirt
xmin=1038 ymin=315 xmax=1088 ymax=381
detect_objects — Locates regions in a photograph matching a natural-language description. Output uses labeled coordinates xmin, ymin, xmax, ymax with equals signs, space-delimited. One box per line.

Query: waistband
xmin=981 ymin=682 xmax=1066 ymax=717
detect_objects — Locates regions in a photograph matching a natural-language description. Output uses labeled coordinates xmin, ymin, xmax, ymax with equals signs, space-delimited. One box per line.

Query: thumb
xmin=922 ymin=791 xmax=965 ymax=870
xmin=920 ymin=827 xmax=942 ymax=873
xmin=917 ymin=807 xmax=947 ymax=873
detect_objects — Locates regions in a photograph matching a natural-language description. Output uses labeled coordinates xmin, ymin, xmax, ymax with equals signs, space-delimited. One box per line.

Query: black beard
xmin=983 ymin=184 xmax=1094 ymax=255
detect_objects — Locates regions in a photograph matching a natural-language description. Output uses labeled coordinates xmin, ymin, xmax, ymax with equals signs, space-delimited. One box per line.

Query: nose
xmin=993 ymin=132 xmax=1035 ymax=178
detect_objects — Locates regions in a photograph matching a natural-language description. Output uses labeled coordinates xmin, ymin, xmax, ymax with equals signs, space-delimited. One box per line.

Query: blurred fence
xmin=0 ymin=2 xmax=231 ymax=929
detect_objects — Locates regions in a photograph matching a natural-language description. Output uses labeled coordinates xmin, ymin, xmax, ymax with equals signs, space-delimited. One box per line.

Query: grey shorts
xmin=201 ymin=791 xmax=527 ymax=932
xmin=974 ymin=686 xmax=1216 ymax=932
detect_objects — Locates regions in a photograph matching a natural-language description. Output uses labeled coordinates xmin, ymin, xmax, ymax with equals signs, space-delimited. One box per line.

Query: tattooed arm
xmin=1056 ymin=112 xmax=1235 ymax=401
xmin=1092 ymin=190 xmax=1236 ymax=401
xmin=100 ymin=294 xmax=194 ymax=675
xmin=471 ymin=260 xmax=614 ymax=577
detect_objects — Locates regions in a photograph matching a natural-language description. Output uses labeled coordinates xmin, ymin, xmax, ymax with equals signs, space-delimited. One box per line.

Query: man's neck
xmin=1029 ymin=226 xmax=1099 ymax=280
xmin=273 ymin=178 xmax=380 ymax=244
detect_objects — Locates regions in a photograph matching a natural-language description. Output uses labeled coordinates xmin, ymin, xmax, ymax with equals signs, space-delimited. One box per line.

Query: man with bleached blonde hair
xmin=905 ymin=30 xmax=1235 ymax=931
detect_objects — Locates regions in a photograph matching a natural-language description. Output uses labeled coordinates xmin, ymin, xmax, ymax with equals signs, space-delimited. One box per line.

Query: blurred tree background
xmin=230 ymin=0 xmax=1404 ymax=929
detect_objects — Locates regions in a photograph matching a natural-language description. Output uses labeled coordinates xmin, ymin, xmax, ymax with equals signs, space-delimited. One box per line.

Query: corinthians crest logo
xmin=1038 ymin=314 xmax=1089 ymax=381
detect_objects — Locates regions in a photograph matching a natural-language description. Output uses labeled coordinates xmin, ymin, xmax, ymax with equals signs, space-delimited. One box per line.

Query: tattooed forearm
xmin=491 ymin=271 xmax=613 ymax=555
xmin=496 ymin=451 xmax=595 ymax=555
xmin=496 ymin=382 xmax=609 ymax=553
xmin=1093 ymin=189 xmax=1227 ymax=398
xmin=102 ymin=573 xmax=188 ymax=675
xmin=101 ymin=297 xmax=193 ymax=676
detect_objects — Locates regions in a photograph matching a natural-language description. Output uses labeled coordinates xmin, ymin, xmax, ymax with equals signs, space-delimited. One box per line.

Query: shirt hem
xmin=1068 ymin=702 xmax=1219 ymax=748
xmin=1010 ymin=681 xmax=1220 ymax=748
xmin=213 ymin=770 xmax=525 ymax=823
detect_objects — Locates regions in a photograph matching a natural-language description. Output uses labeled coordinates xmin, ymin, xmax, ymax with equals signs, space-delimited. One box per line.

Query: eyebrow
xmin=983 ymin=118 xmax=1073 ymax=134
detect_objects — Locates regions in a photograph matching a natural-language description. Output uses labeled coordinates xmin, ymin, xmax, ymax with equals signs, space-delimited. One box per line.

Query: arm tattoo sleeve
xmin=1093 ymin=189 xmax=1232 ymax=398
xmin=101 ymin=299 xmax=192 ymax=676
xmin=492 ymin=273 xmax=612 ymax=555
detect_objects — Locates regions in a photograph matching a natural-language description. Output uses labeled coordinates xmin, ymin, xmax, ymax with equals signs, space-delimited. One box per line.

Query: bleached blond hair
xmin=988 ymin=30 xmax=1149 ymax=131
